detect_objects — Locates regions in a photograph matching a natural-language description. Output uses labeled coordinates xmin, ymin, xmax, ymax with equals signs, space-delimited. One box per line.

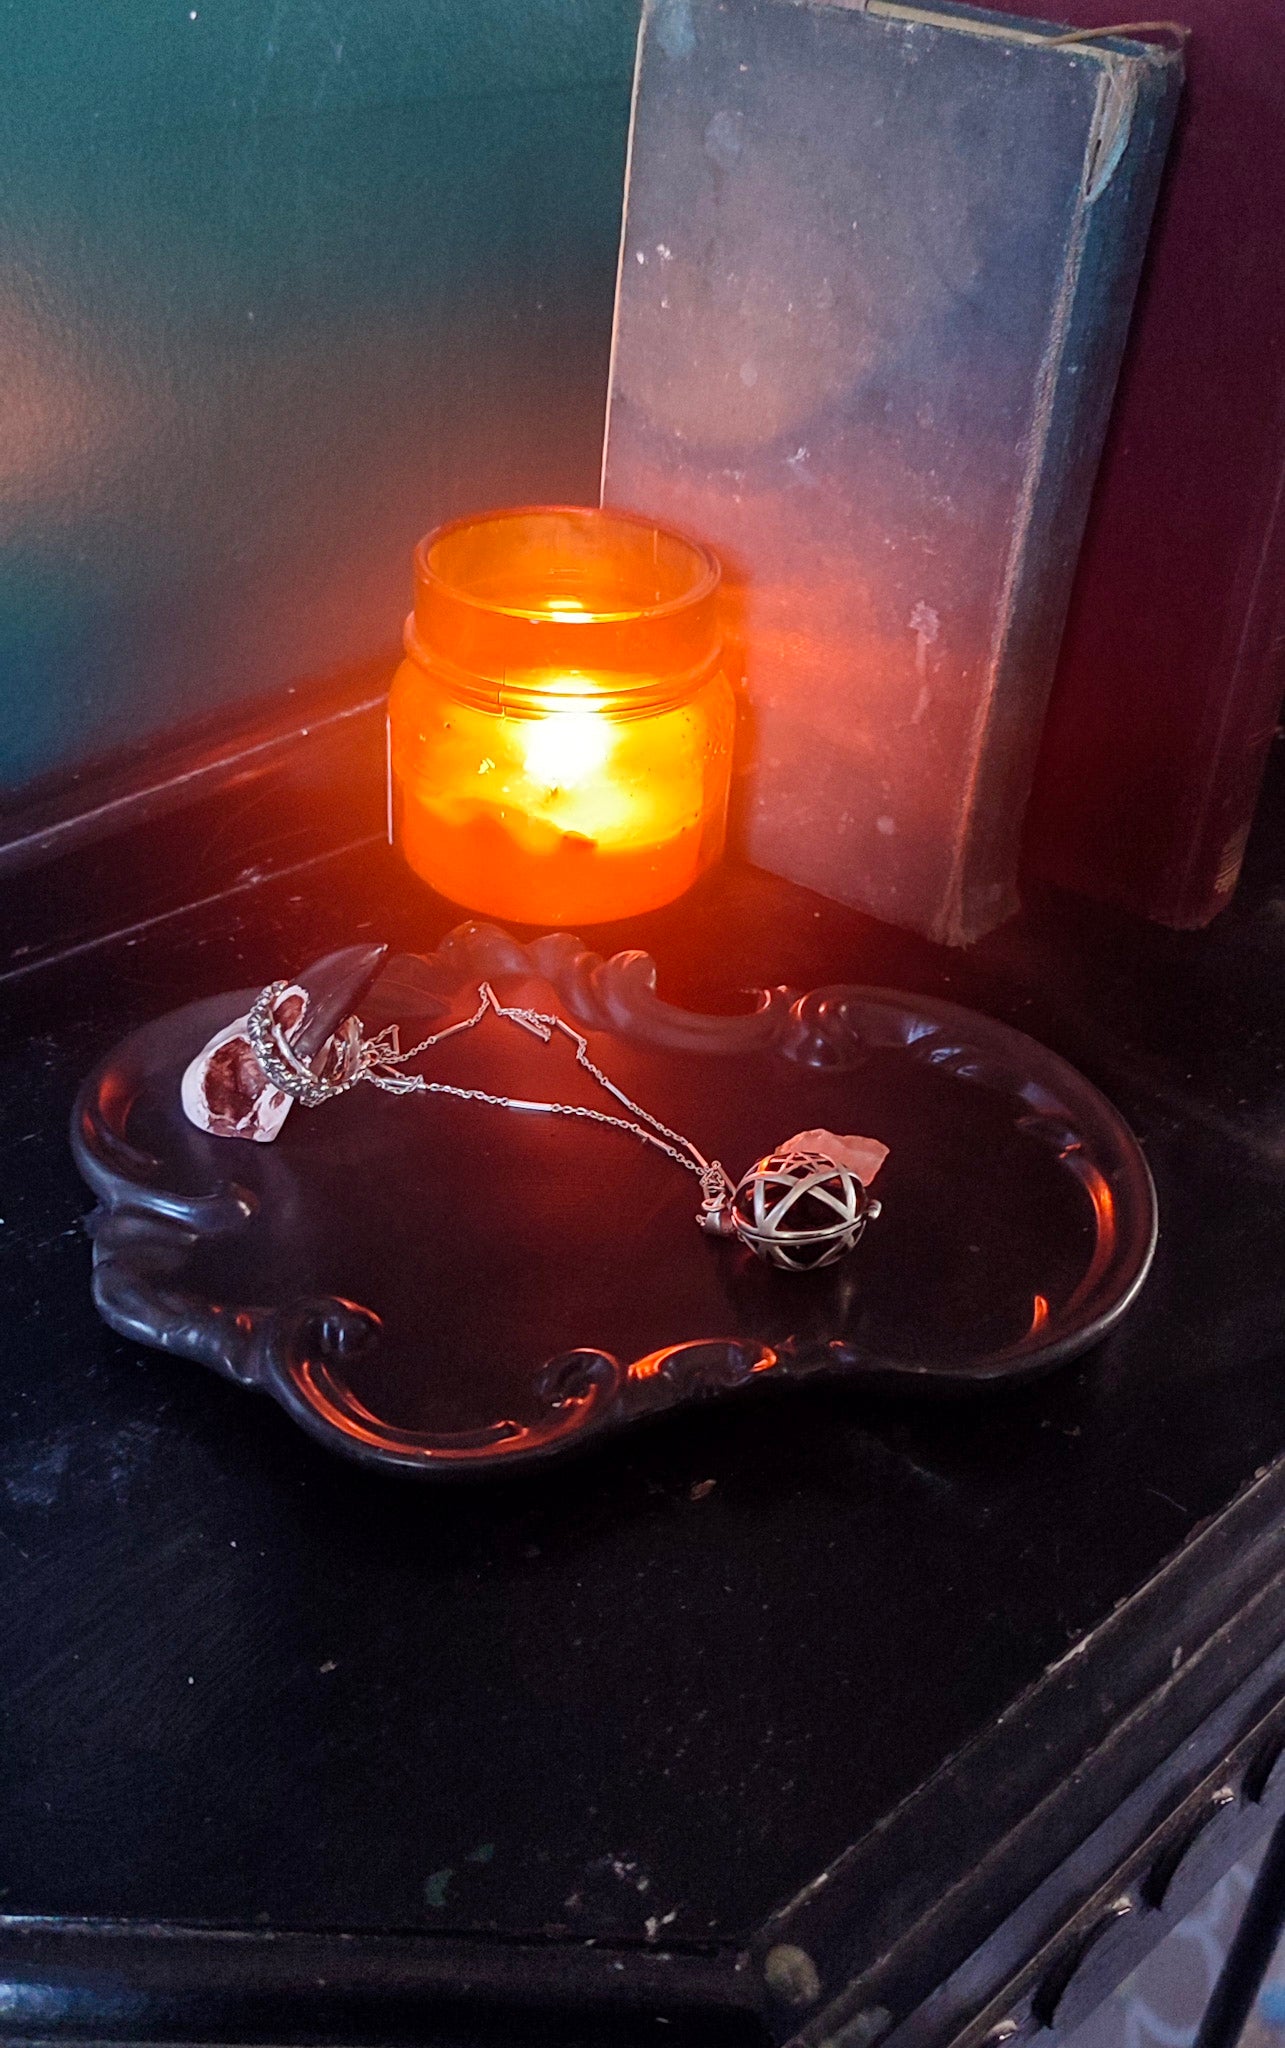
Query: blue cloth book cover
xmin=603 ymin=0 xmax=1182 ymax=943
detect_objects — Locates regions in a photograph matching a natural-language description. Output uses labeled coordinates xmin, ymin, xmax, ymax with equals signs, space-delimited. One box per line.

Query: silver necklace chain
xmin=353 ymin=983 xmax=734 ymax=1208
xmin=244 ymin=979 xmax=883 ymax=1267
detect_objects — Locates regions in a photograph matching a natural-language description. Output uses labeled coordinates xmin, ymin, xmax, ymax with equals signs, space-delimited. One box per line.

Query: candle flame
xmin=521 ymin=706 xmax=613 ymax=791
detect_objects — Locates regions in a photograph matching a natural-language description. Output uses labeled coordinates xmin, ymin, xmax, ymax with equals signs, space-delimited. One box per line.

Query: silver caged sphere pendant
xmin=729 ymin=1148 xmax=883 ymax=1273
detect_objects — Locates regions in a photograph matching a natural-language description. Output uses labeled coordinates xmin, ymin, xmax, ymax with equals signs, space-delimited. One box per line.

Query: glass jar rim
xmin=401 ymin=625 xmax=724 ymax=719
xmin=414 ymin=503 xmax=721 ymax=625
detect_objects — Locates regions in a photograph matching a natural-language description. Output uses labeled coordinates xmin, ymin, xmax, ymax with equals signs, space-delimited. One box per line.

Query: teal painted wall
xmin=0 ymin=0 xmax=637 ymax=790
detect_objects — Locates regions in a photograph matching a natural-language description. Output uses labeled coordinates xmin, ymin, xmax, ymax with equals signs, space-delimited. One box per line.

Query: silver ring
xmin=245 ymin=982 xmax=353 ymax=1109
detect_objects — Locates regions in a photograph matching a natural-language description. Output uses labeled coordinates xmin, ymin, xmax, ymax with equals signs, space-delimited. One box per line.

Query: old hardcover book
xmin=1016 ymin=0 xmax=1285 ymax=928
xmin=603 ymin=0 xmax=1182 ymax=944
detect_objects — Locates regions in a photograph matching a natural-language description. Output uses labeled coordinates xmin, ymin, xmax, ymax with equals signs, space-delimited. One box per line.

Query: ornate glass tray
xmin=71 ymin=921 xmax=1158 ymax=1478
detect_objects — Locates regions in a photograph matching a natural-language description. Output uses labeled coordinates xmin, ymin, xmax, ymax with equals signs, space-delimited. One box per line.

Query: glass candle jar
xmin=388 ymin=505 xmax=735 ymax=924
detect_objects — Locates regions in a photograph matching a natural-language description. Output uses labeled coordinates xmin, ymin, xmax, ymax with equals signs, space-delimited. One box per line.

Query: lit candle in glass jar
xmin=388 ymin=506 xmax=735 ymax=924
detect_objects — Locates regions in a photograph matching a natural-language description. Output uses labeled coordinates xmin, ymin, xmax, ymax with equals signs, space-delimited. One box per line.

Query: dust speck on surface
xmin=908 ymin=599 xmax=941 ymax=678
xmin=655 ymin=0 xmax=696 ymax=61
xmin=4 ymin=1434 xmax=73 ymax=1509
xmin=764 ymin=1942 xmax=822 ymax=2007
xmin=704 ymin=106 xmax=743 ymax=166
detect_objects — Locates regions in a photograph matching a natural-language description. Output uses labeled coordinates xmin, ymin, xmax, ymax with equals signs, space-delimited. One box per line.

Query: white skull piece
xmin=180 ymin=985 xmax=308 ymax=1144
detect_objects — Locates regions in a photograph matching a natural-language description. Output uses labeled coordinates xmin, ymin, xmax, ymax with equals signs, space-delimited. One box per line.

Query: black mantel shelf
xmin=2 ymin=758 xmax=1285 ymax=2048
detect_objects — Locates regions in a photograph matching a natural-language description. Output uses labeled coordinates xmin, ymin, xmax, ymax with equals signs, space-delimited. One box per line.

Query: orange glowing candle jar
xmin=388 ymin=506 xmax=735 ymax=924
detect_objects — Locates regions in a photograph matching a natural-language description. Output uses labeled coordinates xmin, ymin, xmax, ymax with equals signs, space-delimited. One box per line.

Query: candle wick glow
xmin=521 ymin=705 xmax=614 ymax=792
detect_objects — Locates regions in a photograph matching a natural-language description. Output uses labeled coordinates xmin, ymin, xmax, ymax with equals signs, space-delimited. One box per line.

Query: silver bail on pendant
xmin=697 ymin=1162 xmax=738 ymax=1236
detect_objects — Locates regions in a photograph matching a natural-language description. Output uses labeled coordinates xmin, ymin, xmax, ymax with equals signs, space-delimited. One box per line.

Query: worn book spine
xmin=954 ymin=26 xmax=1185 ymax=942
xmin=603 ymin=0 xmax=1183 ymax=945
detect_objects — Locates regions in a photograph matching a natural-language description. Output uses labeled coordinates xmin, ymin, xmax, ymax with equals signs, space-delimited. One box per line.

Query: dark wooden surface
xmin=2 ymin=754 xmax=1284 ymax=2044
